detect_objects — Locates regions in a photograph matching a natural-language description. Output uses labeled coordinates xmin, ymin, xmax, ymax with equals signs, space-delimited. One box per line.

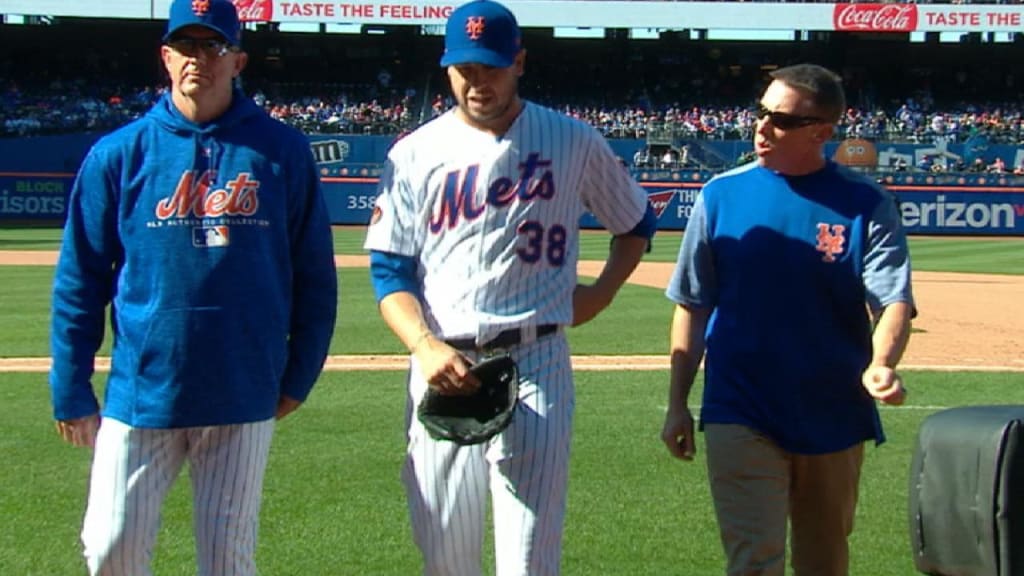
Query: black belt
xmin=445 ymin=324 xmax=558 ymax=351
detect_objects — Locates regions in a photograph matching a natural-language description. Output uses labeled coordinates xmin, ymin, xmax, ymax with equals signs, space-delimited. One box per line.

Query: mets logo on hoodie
xmin=154 ymin=169 xmax=261 ymax=247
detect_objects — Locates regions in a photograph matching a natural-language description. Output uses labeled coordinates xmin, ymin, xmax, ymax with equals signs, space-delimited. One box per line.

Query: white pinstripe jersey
xmin=364 ymin=101 xmax=648 ymax=343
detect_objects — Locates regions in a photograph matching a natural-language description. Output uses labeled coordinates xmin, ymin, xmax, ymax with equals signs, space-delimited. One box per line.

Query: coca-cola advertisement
xmin=833 ymin=3 xmax=918 ymax=33
xmin=233 ymin=0 xmax=272 ymax=22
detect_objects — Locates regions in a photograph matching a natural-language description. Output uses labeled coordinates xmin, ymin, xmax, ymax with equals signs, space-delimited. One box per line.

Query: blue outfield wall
xmin=329 ymin=176 xmax=1024 ymax=235
xmin=2 ymin=133 xmax=1023 ymax=235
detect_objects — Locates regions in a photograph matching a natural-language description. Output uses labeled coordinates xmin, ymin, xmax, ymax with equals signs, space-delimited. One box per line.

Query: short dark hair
xmin=769 ymin=64 xmax=845 ymax=124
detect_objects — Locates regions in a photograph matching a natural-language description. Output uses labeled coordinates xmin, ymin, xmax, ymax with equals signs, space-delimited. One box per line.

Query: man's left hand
xmin=862 ymin=365 xmax=907 ymax=405
xmin=276 ymin=395 xmax=303 ymax=420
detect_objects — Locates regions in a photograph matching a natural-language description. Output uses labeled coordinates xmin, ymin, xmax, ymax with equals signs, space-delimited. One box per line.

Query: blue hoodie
xmin=50 ymin=89 xmax=338 ymax=428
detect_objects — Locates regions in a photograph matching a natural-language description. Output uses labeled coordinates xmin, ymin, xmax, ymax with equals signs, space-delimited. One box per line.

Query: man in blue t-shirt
xmin=662 ymin=63 xmax=914 ymax=575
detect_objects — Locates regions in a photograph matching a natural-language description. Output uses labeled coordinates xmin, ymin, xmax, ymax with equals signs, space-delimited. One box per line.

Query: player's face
xmin=161 ymin=26 xmax=247 ymax=100
xmin=447 ymin=50 xmax=525 ymax=134
xmin=753 ymin=79 xmax=834 ymax=175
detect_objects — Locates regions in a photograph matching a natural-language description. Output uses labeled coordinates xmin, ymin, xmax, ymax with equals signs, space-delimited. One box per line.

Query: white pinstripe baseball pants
xmin=403 ymin=335 xmax=574 ymax=576
xmin=81 ymin=417 xmax=275 ymax=576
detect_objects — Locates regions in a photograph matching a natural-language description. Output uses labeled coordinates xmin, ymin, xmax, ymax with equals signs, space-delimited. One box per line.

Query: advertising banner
xmin=0 ymin=174 xmax=73 ymax=221
xmin=892 ymin=188 xmax=1024 ymax=235
xmin=3 ymin=170 xmax=1021 ymax=235
xmin=2 ymin=133 xmax=1022 ymax=234
xmin=317 ymin=178 xmax=1024 ymax=235
xmin=0 ymin=1 xmax=1013 ymax=32
xmin=915 ymin=4 xmax=1021 ymax=33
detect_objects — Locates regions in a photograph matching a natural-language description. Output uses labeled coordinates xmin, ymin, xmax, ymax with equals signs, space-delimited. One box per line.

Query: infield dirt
xmin=2 ymin=252 xmax=1020 ymax=371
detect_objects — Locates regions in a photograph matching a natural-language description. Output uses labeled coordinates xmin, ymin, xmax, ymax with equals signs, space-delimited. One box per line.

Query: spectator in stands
xmin=661 ymin=148 xmax=678 ymax=169
xmin=633 ymin=146 xmax=652 ymax=168
xmin=989 ymin=156 xmax=1006 ymax=173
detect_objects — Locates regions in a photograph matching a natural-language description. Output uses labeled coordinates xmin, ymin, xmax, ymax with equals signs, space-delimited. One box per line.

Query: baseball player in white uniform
xmin=363 ymin=1 xmax=656 ymax=574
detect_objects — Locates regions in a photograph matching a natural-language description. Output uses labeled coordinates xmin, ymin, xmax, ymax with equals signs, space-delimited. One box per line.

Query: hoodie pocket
xmin=133 ymin=307 xmax=286 ymax=419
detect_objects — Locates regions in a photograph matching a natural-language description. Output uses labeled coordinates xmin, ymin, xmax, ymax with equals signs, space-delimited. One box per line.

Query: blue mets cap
xmin=163 ymin=0 xmax=242 ymax=46
xmin=440 ymin=0 xmax=521 ymax=68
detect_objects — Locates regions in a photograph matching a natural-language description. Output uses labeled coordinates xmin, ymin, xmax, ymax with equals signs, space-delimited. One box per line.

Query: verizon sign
xmin=833 ymin=3 xmax=918 ymax=32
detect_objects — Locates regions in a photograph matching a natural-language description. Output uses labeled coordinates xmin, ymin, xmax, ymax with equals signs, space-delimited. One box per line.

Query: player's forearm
xmin=379 ymin=291 xmax=435 ymax=353
xmin=870 ymin=301 xmax=913 ymax=368
xmin=667 ymin=304 xmax=709 ymax=411
xmin=592 ymin=234 xmax=648 ymax=297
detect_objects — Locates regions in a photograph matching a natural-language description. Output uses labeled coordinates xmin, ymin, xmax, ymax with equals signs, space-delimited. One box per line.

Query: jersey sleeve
xmin=665 ymin=191 xmax=717 ymax=308
xmin=863 ymin=191 xmax=915 ymax=314
xmin=363 ymin=150 xmax=420 ymax=257
xmin=578 ymin=129 xmax=649 ymax=235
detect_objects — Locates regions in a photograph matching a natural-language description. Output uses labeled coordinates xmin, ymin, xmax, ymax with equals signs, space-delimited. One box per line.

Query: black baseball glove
xmin=417 ymin=354 xmax=519 ymax=446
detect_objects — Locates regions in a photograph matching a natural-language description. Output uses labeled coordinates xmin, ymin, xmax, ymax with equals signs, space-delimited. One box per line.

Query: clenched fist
xmin=862 ymin=365 xmax=906 ymax=406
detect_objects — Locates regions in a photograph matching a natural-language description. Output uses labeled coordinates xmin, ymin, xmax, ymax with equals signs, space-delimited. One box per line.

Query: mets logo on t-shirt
xmin=815 ymin=223 xmax=846 ymax=262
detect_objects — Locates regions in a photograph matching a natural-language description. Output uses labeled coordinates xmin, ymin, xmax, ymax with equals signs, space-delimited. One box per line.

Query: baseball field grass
xmin=4 ymin=369 xmax=1023 ymax=575
xmin=1 ymin=226 xmax=1023 ymax=575
xmin=2 ymin=226 xmax=1024 ymax=273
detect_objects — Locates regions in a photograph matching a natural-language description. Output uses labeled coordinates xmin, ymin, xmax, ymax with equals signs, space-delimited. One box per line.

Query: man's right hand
xmin=414 ymin=334 xmax=481 ymax=396
xmin=56 ymin=413 xmax=100 ymax=448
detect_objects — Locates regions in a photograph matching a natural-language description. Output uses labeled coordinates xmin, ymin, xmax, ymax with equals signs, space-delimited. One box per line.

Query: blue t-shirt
xmin=666 ymin=160 xmax=914 ymax=454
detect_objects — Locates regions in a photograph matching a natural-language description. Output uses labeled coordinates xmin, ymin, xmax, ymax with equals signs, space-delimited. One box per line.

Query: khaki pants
xmin=704 ymin=424 xmax=865 ymax=576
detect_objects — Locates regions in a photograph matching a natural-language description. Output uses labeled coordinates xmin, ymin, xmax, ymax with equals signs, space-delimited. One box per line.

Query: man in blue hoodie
xmin=48 ymin=1 xmax=337 ymax=574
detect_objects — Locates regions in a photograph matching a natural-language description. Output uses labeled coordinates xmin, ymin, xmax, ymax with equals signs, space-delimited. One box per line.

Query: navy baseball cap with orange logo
xmin=440 ymin=0 xmax=521 ymax=68
xmin=164 ymin=0 xmax=242 ymax=46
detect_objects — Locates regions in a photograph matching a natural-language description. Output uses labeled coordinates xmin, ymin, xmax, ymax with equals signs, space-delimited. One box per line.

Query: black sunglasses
xmin=754 ymin=104 xmax=824 ymax=130
xmin=166 ymin=36 xmax=237 ymax=58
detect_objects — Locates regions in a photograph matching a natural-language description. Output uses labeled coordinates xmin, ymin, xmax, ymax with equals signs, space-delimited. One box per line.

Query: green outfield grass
xmin=4 ymin=370 xmax=1023 ymax=575
xmin=0 ymin=266 xmax=672 ymax=357
xmin=3 ymin=226 xmax=1022 ymax=274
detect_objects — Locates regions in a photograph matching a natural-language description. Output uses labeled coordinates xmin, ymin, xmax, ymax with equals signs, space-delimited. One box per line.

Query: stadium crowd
xmin=4 ymin=77 xmax=1022 ymax=153
xmin=3 ymin=13 xmax=1022 ymax=162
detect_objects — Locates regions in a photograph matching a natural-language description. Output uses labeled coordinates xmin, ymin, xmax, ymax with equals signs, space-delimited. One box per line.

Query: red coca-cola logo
xmin=833 ymin=3 xmax=918 ymax=33
xmin=233 ymin=0 xmax=272 ymax=22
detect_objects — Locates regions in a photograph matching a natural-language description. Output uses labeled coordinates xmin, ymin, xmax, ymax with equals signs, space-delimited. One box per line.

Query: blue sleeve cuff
xmin=370 ymin=250 xmax=420 ymax=302
xmin=617 ymin=203 xmax=658 ymax=252
xmin=626 ymin=203 xmax=658 ymax=239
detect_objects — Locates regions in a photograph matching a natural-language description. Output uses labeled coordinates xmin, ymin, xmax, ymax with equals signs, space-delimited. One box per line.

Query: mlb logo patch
xmin=193 ymin=226 xmax=230 ymax=248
